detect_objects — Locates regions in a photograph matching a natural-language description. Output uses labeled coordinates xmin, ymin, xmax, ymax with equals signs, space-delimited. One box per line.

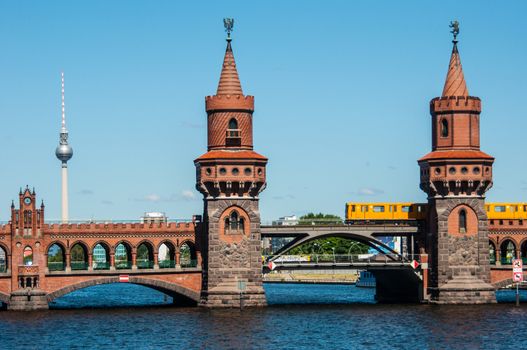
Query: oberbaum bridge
xmin=0 ymin=20 xmax=525 ymax=310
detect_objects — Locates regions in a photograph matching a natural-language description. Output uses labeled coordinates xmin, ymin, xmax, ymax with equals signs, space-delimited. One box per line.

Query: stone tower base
xmin=8 ymin=289 xmax=49 ymax=311
xmin=431 ymin=273 xmax=496 ymax=304
xmin=200 ymin=283 xmax=267 ymax=308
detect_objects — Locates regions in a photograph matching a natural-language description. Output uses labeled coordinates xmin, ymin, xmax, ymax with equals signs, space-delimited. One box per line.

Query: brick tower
xmin=195 ymin=19 xmax=268 ymax=307
xmin=418 ymin=23 xmax=496 ymax=303
xmin=8 ymin=187 xmax=49 ymax=310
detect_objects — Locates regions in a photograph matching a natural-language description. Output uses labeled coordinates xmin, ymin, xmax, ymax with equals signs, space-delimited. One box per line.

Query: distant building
xmin=141 ymin=212 xmax=167 ymax=224
xmin=272 ymin=215 xmax=299 ymax=226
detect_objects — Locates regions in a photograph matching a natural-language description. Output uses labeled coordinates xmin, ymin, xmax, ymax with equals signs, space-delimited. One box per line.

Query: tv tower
xmin=55 ymin=72 xmax=73 ymax=223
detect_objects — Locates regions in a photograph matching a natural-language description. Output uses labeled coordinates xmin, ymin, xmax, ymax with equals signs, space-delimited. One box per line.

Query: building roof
xmin=442 ymin=42 xmax=469 ymax=97
xmin=195 ymin=150 xmax=267 ymax=161
xmin=216 ymin=40 xmax=243 ymax=95
xmin=419 ymin=150 xmax=494 ymax=162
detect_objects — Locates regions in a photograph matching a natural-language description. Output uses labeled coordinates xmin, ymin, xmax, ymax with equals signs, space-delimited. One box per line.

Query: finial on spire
xmin=450 ymin=20 xmax=460 ymax=43
xmin=224 ymin=18 xmax=234 ymax=42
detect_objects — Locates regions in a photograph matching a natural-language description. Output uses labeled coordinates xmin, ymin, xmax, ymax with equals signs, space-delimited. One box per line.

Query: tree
xmin=299 ymin=212 xmax=342 ymax=225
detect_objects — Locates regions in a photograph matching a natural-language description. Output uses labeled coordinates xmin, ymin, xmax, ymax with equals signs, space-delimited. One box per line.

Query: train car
xmin=345 ymin=202 xmax=428 ymax=223
xmin=486 ymin=203 xmax=527 ymax=220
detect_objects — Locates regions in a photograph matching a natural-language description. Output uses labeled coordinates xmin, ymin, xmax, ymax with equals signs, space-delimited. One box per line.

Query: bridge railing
xmin=265 ymin=254 xmax=421 ymax=265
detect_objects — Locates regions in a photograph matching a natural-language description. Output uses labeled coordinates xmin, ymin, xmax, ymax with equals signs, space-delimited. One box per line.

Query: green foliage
xmin=299 ymin=212 xmax=342 ymax=225
xmin=289 ymin=237 xmax=369 ymax=256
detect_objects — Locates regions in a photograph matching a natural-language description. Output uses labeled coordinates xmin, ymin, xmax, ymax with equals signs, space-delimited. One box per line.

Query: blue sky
xmin=0 ymin=1 xmax=526 ymax=222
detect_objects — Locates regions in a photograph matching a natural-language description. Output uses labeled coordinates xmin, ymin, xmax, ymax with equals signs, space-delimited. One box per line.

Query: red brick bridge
xmin=0 ymin=188 xmax=202 ymax=310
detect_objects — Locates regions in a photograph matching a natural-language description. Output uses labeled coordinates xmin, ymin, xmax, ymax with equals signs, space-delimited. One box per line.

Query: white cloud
xmin=181 ymin=190 xmax=197 ymax=201
xmin=357 ymin=187 xmax=384 ymax=196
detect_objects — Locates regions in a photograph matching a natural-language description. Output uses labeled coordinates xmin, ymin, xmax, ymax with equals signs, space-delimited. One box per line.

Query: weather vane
xmin=450 ymin=20 xmax=460 ymax=42
xmin=224 ymin=18 xmax=234 ymax=41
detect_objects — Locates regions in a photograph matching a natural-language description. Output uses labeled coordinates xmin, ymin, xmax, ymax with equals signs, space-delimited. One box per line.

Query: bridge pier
xmin=8 ymin=289 xmax=48 ymax=311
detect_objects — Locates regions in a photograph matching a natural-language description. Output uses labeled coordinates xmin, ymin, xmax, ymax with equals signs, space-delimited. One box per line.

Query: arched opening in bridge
xmin=23 ymin=246 xmax=33 ymax=266
xmin=48 ymin=243 xmax=66 ymax=271
xmin=49 ymin=283 xmax=196 ymax=309
xmin=286 ymin=237 xmax=371 ymax=260
xmin=520 ymin=241 xmax=527 ymax=264
xmin=0 ymin=246 xmax=7 ymax=273
xmin=489 ymin=241 xmax=496 ymax=265
xmin=137 ymin=242 xmax=154 ymax=269
xmin=115 ymin=242 xmax=132 ymax=269
xmin=225 ymin=210 xmax=244 ymax=233
xmin=180 ymin=242 xmax=197 ymax=267
xmin=71 ymin=243 xmax=89 ymax=270
xmin=500 ymin=240 xmax=517 ymax=265
xmin=159 ymin=242 xmax=176 ymax=268
xmin=93 ymin=243 xmax=110 ymax=270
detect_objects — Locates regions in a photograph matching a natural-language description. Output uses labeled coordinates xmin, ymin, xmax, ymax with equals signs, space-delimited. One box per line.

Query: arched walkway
xmin=115 ymin=242 xmax=132 ymax=269
xmin=489 ymin=241 xmax=496 ymax=265
xmin=0 ymin=245 xmax=7 ymax=273
xmin=136 ymin=242 xmax=154 ymax=269
xmin=180 ymin=241 xmax=197 ymax=268
xmin=92 ymin=242 xmax=111 ymax=270
xmin=500 ymin=239 xmax=517 ymax=265
xmin=47 ymin=243 xmax=66 ymax=271
xmin=70 ymin=242 xmax=89 ymax=270
xmin=46 ymin=277 xmax=200 ymax=305
xmin=158 ymin=242 xmax=176 ymax=268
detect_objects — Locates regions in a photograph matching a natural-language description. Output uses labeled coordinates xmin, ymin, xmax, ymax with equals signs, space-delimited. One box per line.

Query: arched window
xmin=0 ymin=246 xmax=7 ymax=273
xmin=93 ymin=243 xmax=110 ymax=270
xmin=70 ymin=243 xmax=88 ymax=270
xmin=441 ymin=119 xmax=449 ymax=137
xmin=158 ymin=242 xmax=176 ymax=268
xmin=228 ymin=118 xmax=238 ymax=130
xmin=180 ymin=242 xmax=197 ymax=268
xmin=137 ymin=243 xmax=154 ymax=269
xmin=500 ymin=240 xmax=517 ymax=265
xmin=47 ymin=244 xmax=65 ymax=271
xmin=115 ymin=243 xmax=132 ymax=269
xmin=489 ymin=241 xmax=496 ymax=265
xmin=225 ymin=210 xmax=245 ymax=233
xmin=23 ymin=246 xmax=33 ymax=266
xmin=459 ymin=209 xmax=467 ymax=234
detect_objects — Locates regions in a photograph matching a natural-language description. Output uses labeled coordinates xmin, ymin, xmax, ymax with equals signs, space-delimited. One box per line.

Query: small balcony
xmin=226 ymin=129 xmax=241 ymax=138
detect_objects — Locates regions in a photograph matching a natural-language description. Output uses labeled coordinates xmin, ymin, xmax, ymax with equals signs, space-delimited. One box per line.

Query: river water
xmin=1 ymin=283 xmax=526 ymax=349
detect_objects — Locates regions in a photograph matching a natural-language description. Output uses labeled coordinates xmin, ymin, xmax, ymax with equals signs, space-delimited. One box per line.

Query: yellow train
xmin=345 ymin=202 xmax=428 ymax=222
xmin=345 ymin=202 xmax=527 ymax=222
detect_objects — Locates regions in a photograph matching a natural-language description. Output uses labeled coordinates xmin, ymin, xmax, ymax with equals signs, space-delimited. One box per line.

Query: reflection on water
xmin=1 ymin=284 xmax=527 ymax=349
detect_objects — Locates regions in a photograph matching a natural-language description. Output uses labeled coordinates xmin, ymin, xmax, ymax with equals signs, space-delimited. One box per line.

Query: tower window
xmin=441 ymin=119 xmax=449 ymax=137
xmin=226 ymin=118 xmax=241 ymax=146
xmin=459 ymin=209 xmax=467 ymax=233
xmin=224 ymin=210 xmax=245 ymax=234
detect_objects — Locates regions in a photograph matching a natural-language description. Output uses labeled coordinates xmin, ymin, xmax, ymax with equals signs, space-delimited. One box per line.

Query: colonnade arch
xmin=43 ymin=239 xmax=198 ymax=271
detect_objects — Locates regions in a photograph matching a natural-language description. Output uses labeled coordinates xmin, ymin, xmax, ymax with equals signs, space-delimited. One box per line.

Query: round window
xmin=485 ymin=167 xmax=490 ymax=174
xmin=219 ymin=168 xmax=227 ymax=175
xmin=434 ymin=168 xmax=441 ymax=175
xmin=205 ymin=168 xmax=212 ymax=176
xmin=449 ymin=167 xmax=456 ymax=175
xmin=232 ymin=168 xmax=239 ymax=175
xmin=461 ymin=167 xmax=468 ymax=174
xmin=257 ymin=168 xmax=263 ymax=176
xmin=244 ymin=168 xmax=252 ymax=175
xmin=473 ymin=167 xmax=480 ymax=175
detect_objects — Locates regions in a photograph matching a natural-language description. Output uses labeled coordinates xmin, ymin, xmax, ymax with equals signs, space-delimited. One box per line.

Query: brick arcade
xmin=0 ymin=23 xmax=525 ymax=309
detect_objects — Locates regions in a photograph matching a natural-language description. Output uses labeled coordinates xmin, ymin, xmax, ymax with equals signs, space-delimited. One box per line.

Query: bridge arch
xmin=47 ymin=242 xmax=66 ymax=271
xmin=114 ymin=241 xmax=133 ymax=269
xmin=158 ymin=241 xmax=176 ymax=268
xmin=136 ymin=241 xmax=155 ymax=269
xmin=92 ymin=241 xmax=111 ymax=270
xmin=70 ymin=241 xmax=89 ymax=270
xmin=500 ymin=238 xmax=517 ymax=265
xmin=46 ymin=276 xmax=200 ymax=305
xmin=179 ymin=240 xmax=197 ymax=267
xmin=269 ymin=231 xmax=400 ymax=261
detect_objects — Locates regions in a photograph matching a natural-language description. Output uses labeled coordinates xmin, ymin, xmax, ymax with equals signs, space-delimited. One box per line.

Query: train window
xmin=494 ymin=206 xmax=506 ymax=212
xmin=402 ymin=206 xmax=411 ymax=213
xmin=373 ymin=206 xmax=385 ymax=213
xmin=524 ymin=205 xmax=527 ymax=212
xmin=441 ymin=119 xmax=449 ymax=137
xmin=351 ymin=205 xmax=356 ymax=212
xmin=512 ymin=206 xmax=518 ymax=212
xmin=361 ymin=206 xmax=368 ymax=213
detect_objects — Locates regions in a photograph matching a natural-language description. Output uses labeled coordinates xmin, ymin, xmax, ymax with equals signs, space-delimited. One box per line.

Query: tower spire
xmin=216 ymin=18 xmax=243 ymax=95
xmin=55 ymin=72 xmax=73 ymax=223
xmin=442 ymin=21 xmax=468 ymax=97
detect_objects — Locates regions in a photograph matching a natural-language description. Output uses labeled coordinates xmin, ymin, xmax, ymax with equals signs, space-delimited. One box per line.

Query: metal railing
xmin=115 ymin=261 xmax=132 ymax=270
xmin=71 ymin=261 xmax=89 ymax=270
xmin=226 ymin=129 xmax=241 ymax=138
xmin=93 ymin=262 xmax=110 ymax=270
xmin=181 ymin=259 xmax=198 ymax=268
xmin=137 ymin=260 xmax=154 ymax=269
xmin=159 ymin=260 xmax=176 ymax=269
xmin=48 ymin=262 xmax=65 ymax=271
xmin=266 ymin=254 xmax=419 ymax=265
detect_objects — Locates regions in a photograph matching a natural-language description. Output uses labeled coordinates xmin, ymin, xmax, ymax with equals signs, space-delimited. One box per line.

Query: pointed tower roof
xmin=442 ymin=41 xmax=468 ymax=97
xmin=216 ymin=39 xmax=243 ymax=95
